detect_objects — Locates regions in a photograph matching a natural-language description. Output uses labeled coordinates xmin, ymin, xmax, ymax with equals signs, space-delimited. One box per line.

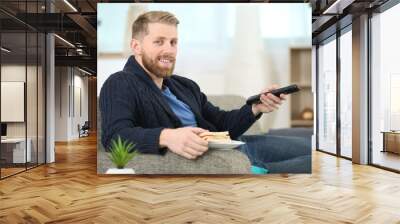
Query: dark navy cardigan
xmin=99 ymin=56 xmax=262 ymax=154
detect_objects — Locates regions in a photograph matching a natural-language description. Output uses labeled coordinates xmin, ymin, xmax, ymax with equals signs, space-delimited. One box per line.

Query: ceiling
xmin=1 ymin=0 xmax=395 ymax=75
xmin=311 ymin=0 xmax=390 ymax=44
xmin=0 ymin=0 xmax=97 ymax=74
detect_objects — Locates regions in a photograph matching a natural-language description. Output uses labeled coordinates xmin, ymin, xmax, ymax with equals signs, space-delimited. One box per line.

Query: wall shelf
xmin=290 ymin=47 xmax=313 ymax=128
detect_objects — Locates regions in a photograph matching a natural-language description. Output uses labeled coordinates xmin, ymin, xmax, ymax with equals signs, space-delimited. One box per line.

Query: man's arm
xmin=196 ymin=84 xmax=285 ymax=139
xmin=200 ymin=96 xmax=262 ymax=139
xmin=188 ymin=79 xmax=261 ymax=139
xmin=159 ymin=127 xmax=209 ymax=159
xmin=99 ymin=74 xmax=164 ymax=154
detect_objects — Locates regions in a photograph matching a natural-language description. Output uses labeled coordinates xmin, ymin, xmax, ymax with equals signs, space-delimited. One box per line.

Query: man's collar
xmin=123 ymin=55 xmax=164 ymax=91
xmin=123 ymin=56 xmax=180 ymax=123
xmin=123 ymin=55 xmax=149 ymax=78
xmin=123 ymin=55 xmax=174 ymax=90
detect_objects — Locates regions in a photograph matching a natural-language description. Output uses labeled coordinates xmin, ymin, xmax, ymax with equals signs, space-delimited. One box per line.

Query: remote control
xmin=246 ymin=84 xmax=300 ymax=105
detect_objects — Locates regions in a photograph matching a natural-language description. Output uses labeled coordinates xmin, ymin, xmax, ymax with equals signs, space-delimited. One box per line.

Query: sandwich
xmin=199 ymin=131 xmax=231 ymax=142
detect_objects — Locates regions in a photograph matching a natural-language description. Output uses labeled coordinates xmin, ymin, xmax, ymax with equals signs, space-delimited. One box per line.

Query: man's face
xmin=135 ymin=23 xmax=178 ymax=78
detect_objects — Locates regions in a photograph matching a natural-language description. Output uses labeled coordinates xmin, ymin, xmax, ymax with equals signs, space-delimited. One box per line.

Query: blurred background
xmin=97 ymin=3 xmax=312 ymax=133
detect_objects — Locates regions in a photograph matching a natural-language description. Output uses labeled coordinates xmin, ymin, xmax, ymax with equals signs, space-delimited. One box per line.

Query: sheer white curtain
xmin=340 ymin=30 xmax=352 ymax=158
xmin=318 ymin=39 xmax=337 ymax=154
xmin=370 ymin=3 xmax=400 ymax=170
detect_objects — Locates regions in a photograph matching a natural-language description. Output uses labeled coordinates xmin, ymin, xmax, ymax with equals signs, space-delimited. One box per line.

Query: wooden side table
xmin=381 ymin=131 xmax=400 ymax=154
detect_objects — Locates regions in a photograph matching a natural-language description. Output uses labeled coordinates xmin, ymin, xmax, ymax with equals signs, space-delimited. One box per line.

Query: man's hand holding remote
xmin=251 ymin=84 xmax=287 ymax=116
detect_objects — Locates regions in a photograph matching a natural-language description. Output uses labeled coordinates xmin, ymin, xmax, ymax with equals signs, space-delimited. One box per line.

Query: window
xmin=371 ymin=2 xmax=400 ymax=171
xmin=317 ymin=37 xmax=337 ymax=154
xmin=0 ymin=1 xmax=46 ymax=179
xmin=339 ymin=29 xmax=352 ymax=158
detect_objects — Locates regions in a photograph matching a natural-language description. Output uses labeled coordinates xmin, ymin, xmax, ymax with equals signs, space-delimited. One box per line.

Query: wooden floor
xmin=1 ymin=135 xmax=400 ymax=223
xmin=1 ymin=167 xmax=26 ymax=178
xmin=1 ymin=163 xmax=45 ymax=178
xmin=373 ymin=151 xmax=400 ymax=171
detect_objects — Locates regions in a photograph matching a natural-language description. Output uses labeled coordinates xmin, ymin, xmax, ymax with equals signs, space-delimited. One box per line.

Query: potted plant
xmin=105 ymin=136 xmax=138 ymax=174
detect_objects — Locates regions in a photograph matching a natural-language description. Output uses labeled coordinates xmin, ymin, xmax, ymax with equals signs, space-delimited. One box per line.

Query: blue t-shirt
xmin=162 ymin=86 xmax=197 ymax=127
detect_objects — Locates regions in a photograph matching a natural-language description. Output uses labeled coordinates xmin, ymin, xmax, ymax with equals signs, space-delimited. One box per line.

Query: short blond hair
xmin=132 ymin=11 xmax=179 ymax=39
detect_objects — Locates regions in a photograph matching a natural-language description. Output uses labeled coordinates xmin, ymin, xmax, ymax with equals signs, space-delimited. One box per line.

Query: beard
xmin=141 ymin=51 xmax=175 ymax=78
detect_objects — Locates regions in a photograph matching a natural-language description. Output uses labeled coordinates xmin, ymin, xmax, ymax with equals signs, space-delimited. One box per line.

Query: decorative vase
xmin=301 ymin=108 xmax=314 ymax=120
xmin=105 ymin=168 xmax=135 ymax=174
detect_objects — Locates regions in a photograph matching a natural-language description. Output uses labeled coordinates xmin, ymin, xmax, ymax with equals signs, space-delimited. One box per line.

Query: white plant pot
xmin=105 ymin=168 xmax=135 ymax=174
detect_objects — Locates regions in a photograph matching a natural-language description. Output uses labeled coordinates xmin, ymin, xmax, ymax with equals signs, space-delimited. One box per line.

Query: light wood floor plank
xmin=0 ymin=134 xmax=400 ymax=223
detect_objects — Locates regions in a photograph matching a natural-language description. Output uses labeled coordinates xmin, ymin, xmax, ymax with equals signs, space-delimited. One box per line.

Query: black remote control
xmin=246 ymin=84 xmax=300 ymax=105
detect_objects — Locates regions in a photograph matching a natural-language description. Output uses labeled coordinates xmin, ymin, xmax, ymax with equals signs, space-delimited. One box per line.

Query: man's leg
xmin=237 ymin=135 xmax=311 ymax=173
xmin=265 ymin=155 xmax=311 ymax=173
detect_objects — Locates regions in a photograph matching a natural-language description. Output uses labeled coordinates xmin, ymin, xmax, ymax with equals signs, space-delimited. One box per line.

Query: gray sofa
xmin=98 ymin=95 xmax=312 ymax=174
xmin=97 ymin=95 xmax=256 ymax=174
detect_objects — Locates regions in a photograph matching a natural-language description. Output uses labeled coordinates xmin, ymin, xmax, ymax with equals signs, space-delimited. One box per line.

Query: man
xmin=100 ymin=11 xmax=310 ymax=173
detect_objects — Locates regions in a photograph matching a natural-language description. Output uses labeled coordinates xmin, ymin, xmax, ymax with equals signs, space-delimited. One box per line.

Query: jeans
xmin=237 ymin=135 xmax=312 ymax=173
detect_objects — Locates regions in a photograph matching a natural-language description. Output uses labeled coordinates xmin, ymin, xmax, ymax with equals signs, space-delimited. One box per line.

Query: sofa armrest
xmin=98 ymin=147 xmax=251 ymax=174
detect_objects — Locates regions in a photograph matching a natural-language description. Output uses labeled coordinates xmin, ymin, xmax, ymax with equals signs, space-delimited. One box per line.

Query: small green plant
xmin=108 ymin=136 xmax=138 ymax=169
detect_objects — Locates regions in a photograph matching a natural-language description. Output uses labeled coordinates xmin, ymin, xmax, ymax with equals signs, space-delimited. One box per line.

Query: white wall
xmin=55 ymin=67 xmax=89 ymax=141
xmin=72 ymin=73 xmax=89 ymax=138
xmin=1 ymin=66 xmax=26 ymax=125
xmin=55 ymin=67 xmax=68 ymax=141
